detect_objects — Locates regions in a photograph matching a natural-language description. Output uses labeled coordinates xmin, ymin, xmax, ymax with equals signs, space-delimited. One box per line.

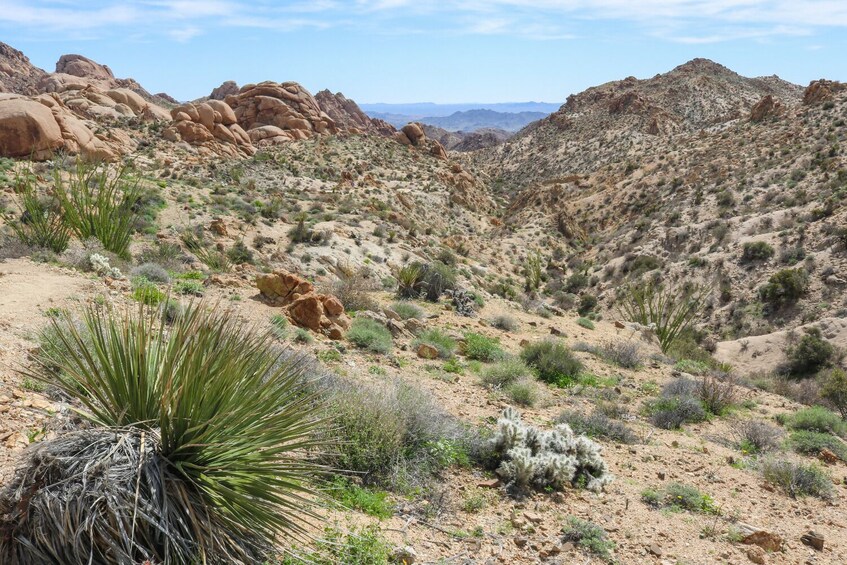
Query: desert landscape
xmin=0 ymin=25 xmax=846 ymax=565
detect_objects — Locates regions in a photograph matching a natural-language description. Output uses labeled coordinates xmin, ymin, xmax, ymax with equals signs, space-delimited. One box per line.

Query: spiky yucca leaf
xmin=12 ymin=303 xmax=327 ymax=562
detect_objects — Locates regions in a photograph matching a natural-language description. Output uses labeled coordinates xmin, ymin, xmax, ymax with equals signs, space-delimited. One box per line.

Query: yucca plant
xmin=183 ymin=231 xmax=232 ymax=272
xmin=54 ymin=160 xmax=141 ymax=259
xmin=396 ymin=262 xmax=424 ymax=299
xmin=1 ymin=303 xmax=327 ymax=564
xmin=618 ymin=279 xmax=710 ymax=353
xmin=7 ymin=174 xmax=70 ymax=253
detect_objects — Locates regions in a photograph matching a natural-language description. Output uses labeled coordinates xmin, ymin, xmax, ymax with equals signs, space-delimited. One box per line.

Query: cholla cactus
xmin=89 ymin=253 xmax=123 ymax=279
xmin=489 ymin=408 xmax=612 ymax=493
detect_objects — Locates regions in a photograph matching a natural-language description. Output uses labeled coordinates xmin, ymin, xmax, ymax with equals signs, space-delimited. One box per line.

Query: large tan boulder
xmin=256 ymin=269 xmax=350 ymax=340
xmin=162 ymin=101 xmax=254 ymax=157
xmin=56 ymin=54 xmax=114 ymax=81
xmin=0 ymin=97 xmax=62 ymax=158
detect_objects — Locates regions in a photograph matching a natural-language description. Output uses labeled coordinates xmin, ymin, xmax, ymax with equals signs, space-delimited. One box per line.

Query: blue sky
xmin=1 ymin=1 xmax=845 ymax=104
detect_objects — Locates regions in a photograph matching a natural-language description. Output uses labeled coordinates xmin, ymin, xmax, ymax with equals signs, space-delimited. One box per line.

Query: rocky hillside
xmin=423 ymin=124 xmax=511 ymax=152
xmin=0 ymin=42 xmax=46 ymax=95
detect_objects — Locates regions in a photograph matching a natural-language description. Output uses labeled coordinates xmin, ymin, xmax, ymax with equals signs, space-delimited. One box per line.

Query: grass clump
xmin=504 ymin=379 xmax=544 ymax=407
xmin=561 ymin=517 xmax=615 ymax=562
xmin=413 ymin=328 xmax=457 ymax=359
xmin=283 ymin=526 xmax=390 ymax=565
xmin=789 ymin=430 xmax=847 ymax=461
xmin=576 ymin=317 xmax=595 ymax=330
xmin=481 ymin=358 xmax=534 ymax=388
xmin=491 ymin=314 xmax=519 ymax=331
xmin=786 ymin=406 xmax=847 ymax=436
xmin=390 ymin=301 xmax=424 ymax=320
xmin=463 ymin=332 xmax=505 ymax=362
xmin=347 ymin=318 xmax=393 ymax=354
xmin=730 ymin=420 xmax=783 ymax=454
xmin=173 ymin=278 xmax=205 ymax=296
xmin=130 ymin=262 xmax=170 ymax=283
xmin=557 ymin=410 xmax=638 ymax=444
xmin=328 ymin=477 xmax=393 ymax=519
xmin=520 ymin=340 xmax=583 ymax=387
xmin=760 ymin=458 xmax=834 ymax=499
xmin=131 ymin=277 xmax=165 ymax=306
xmin=641 ymin=483 xmax=719 ymax=514
xmin=3 ymin=303 xmax=325 ymax=564
xmin=645 ymin=380 xmax=707 ymax=429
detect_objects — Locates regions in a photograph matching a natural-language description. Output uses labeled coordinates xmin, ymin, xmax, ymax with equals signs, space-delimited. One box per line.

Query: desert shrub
xmin=130 ymin=262 xmax=170 ymax=283
xmin=131 ymin=277 xmax=165 ymax=306
xmin=226 ymin=239 xmax=254 ymax=265
xmin=730 ymin=420 xmax=783 ymax=454
xmin=505 ymin=379 xmax=544 ymax=407
xmin=420 ymin=261 xmax=457 ymax=301
xmin=741 ymin=241 xmax=775 ymax=262
xmin=481 ymin=358 xmax=535 ymax=388
xmin=3 ymin=303 xmax=325 ymax=563
xmin=463 ymin=332 xmax=505 ymax=362
xmin=491 ymin=314 xmax=519 ymax=331
xmin=760 ymin=458 xmax=834 ymax=499
xmin=577 ymin=294 xmax=598 ymax=316
xmin=556 ymin=410 xmax=637 ymax=444
xmin=7 ymin=176 xmax=70 ymax=253
xmin=173 ymin=278 xmax=205 ymax=296
xmin=564 ymin=272 xmax=589 ymax=293
xmin=759 ymin=268 xmax=809 ymax=308
xmin=696 ymin=375 xmax=737 ymax=415
xmin=641 ymin=483 xmax=719 ymax=514
xmin=182 ymin=232 xmax=232 ymax=273
xmin=347 ymin=318 xmax=392 ymax=354
xmin=484 ymin=407 xmax=612 ymax=494
xmin=600 ymin=340 xmax=642 ymax=369
xmin=282 ymin=526 xmax=390 ymax=565
xmin=520 ymin=340 xmax=583 ymax=387
xmin=786 ymin=406 xmax=847 ymax=436
xmin=561 ymin=517 xmax=615 ymax=562
xmin=413 ymin=329 xmax=457 ymax=359
xmin=674 ymin=359 xmax=710 ymax=375
xmin=318 ymin=378 xmax=471 ymax=489
xmin=785 ymin=328 xmax=836 ymax=377
xmin=331 ymin=270 xmax=378 ymax=312
xmin=576 ymin=317 xmax=595 ymax=329
xmin=396 ymin=263 xmax=424 ymax=299
xmin=55 ymin=161 xmax=142 ymax=259
xmin=646 ymin=379 xmax=708 ymax=429
xmin=328 ymin=477 xmax=392 ymax=519
xmin=820 ymin=368 xmax=847 ymax=419
xmin=390 ymin=301 xmax=423 ymax=320
xmin=618 ymin=279 xmax=709 ymax=353
xmin=789 ymin=430 xmax=847 ymax=460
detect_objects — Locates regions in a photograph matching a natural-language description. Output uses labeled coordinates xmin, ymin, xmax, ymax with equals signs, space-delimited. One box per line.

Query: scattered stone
xmin=738 ymin=523 xmax=783 ymax=552
xmin=800 ymin=531 xmax=824 ymax=551
xmin=818 ymin=448 xmax=839 ymax=465
xmin=416 ymin=343 xmax=439 ymax=359
xmin=746 ymin=546 xmax=767 ymax=564
xmin=549 ymin=326 xmax=564 ymax=336
xmin=390 ymin=545 xmax=417 ymax=564
xmin=648 ymin=543 xmax=663 ymax=557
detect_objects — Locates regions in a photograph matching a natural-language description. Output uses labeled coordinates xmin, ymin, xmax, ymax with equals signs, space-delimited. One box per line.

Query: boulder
xmin=315 ymin=89 xmax=396 ymax=136
xmin=162 ymin=101 xmax=254 ymax=157
xmin=256 ymin=269 xmax=349 ymax=340
xmin=56 ymin=54 xmax=114 ymax=81
xmin=0 ymin=97 xmax=63 ymax=158
xmin=750 ymin=95 xmax=782 ymax=122
xmin=209 ymin=80 xmax=239 ymax=100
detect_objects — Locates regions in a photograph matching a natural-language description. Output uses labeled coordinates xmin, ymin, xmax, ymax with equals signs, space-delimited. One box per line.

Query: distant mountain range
xmin=359 ymin=102 xmax=560 ymax=132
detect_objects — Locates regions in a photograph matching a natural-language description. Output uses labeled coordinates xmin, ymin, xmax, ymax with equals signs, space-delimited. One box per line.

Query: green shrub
xmin=760 ymin=458 xmax=834 ymax=499
xmin=789 ymin=430 xmax=847 ymax=460
xmin=741 ymin=241 xmax=775 ymax=262
xmin=618 ymin=279 xmax=709 ymax=353
xmin=347 ymin=318 xmax=393 ymax=354
xmin=173 ymin=279 xmax=205 ymax=296
xmin=226 ymin=240 xmax=254 ymax=265
xmin=390 ymin=301 xmax=423 ymax=320
xmin=55 ymin=161 xmax=141 ymax=259
xmin=520 ymin=340 xmax=583 ymax=386
xmin=131 ymin=277 xmax=165 ymax=306
xmin=8 ymin=303 xmax=325 ymax=563
xmin=463 ymin=332 xmax=505 ymax=362
xmin=577 ymin=294 xmax=598 ymax=316
xmin=505 ymin=379 xmax=543 ymax=407
xmin=413 ymin=329 xmax=457 ymax=359
xmin=786 ymin=406 xmax=847 ymax=436
xmin=674 ymin=359 xmax=710 ymax=375
xmin=481 ymin=358 xmax=534 ymax=388
xmin=820 ymin=368 xmax=847 ymax=419
xmin=576 ymin=317 xmax=595 ymax=330
xmin=282 ymin=526 xmax=390 ymax=565
xmin=645 ymin=392 xmax=707 ymax=430
xmin=785 ymin=328 xmax=836 ymax=377
xmin=731 ymin=420 xmax=783 ymax=454
xmin=759 ymin=268 xmax=809 ymax=308
xmin=641 ymin=483 xmax=719 ymax=514
xmin=328 ymin=477 xmax=392 ymax=519
xmin=561 ymin=517 xmax=615 ymax=562
xmin=396 ymin=263 xmax=424 ymax=299
xmin=420 ymin=261 xmax=457 ymax=301
xmin=130 ymin=262 xmax=170 ymax=283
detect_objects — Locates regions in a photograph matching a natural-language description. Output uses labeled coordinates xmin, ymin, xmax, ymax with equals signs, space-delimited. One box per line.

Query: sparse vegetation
xmin=347 ymin=318 xmax=393 ymax=354
xmin=641 ymin=483 xmax=719 ymax=514
xmin=463 ymin=332 xmax=505 ymax=362
xmin=760 ymin=458 xmax=834 ymax=499
xmin=413 ymin=328 xmax=457 ymax=359
xmin=520 ymin=340 xmax=584 ymax=387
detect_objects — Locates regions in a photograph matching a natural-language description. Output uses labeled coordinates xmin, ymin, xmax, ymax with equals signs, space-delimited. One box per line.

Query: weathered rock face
xmin=56 ymin=54 xmax=114 ymax=81
xmin=439 ymin=162 xmax=495 ymax=211
xmin=227 ymin=81 xmax=338 ymax=146
xmin=803 ymin=79 xmax=846 ymax=106
xmin=256 ymin=269 xmax=350 ymax=340
xmin=0 ymin=42 xmax=47 ymax=96
xmin=393 ymin=121 xmax=448 ymax=160
xmin=162 ymin=100 xmax=254 ymax=157
xmin=749 ymin=95 xmax=783 ymax=122
xmin=209 ymin=80 xmax=239 ymax=100
xmin=314 ymin=90 xmax=396 ymax=136
xmin=0 ymin=93 xmax=131 ymax=161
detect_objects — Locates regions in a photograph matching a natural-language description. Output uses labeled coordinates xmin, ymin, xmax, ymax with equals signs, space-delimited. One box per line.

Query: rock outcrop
xmin=315 ymin=90 xmax=396 ymax=136
xmin=803 ymin=79 xmax=846 ymax=106
xmin=749 ymin=95 xmax=783 ymax=122
xmin=162 ymin=100 xmax=254 ymax=157
xmin=393 ymin=122 xmax=448 ymax=160
xmin=256 ymin=269 xmax=350 ymax=340
xmin=56 ymin=54 xmax=114 ymax=81
xmin=209 ymin=80 xmax=239 ymax=100
xmin=0 ymin=93 xmax=132 ymax=161
xmin=0 ymin=42 xmax=47 ymax=96
xmin=227 ymin=81 xmax=337 ymax=145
